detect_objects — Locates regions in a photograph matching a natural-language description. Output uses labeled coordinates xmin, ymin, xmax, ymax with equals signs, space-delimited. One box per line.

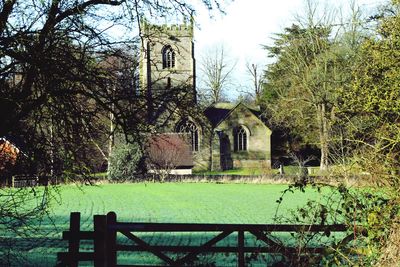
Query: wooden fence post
xmin=68 ymin=212 xmax=81 ymax=267
xmin=94 ymin=215 xmax=107 ymax=267
xmin=106 ymin=211 xmax=117 ymax=266
xmin=238 ymin=230 xmax=245 ymax=267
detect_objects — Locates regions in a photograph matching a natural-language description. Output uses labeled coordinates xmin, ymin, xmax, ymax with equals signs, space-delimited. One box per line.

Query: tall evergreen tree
xmin=263 ymin=23 xmax=340 ymax=170
xmin=261 ymin=1 xmax=366 ymax=170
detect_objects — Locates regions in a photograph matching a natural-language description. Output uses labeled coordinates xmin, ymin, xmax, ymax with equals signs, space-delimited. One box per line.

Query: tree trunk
xmin=318 ymin=103 xmax=329 ymax=171
xmin=107 ymin=108 xmax=115 ymax=174
xmin=109 ymin=115 xmax=114 ymax=151
xmin=209 ymin=131 xmax=214 ymax=171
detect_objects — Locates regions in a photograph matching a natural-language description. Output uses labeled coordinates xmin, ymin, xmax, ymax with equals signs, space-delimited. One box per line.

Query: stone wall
xmin=213 ymin=104 xmax=272 ymax=170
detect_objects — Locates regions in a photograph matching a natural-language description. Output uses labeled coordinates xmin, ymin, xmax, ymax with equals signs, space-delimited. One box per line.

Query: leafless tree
xmin=245 ymin=62 xmax=265 ymax=104
xmin=0 ymin=0 xmax=228 ymax=177
xmin=145 ymin=134 xmax=192 ymax=181
xmin=199 ymin=45 xmax=236 ymax=103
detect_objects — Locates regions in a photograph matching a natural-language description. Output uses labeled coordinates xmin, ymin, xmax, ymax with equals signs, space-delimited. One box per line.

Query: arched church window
xmin=176 ymin=120 xmax=199 ymax=151
xmin=162 ymin=45 xmax=175 ymax=69
xmin=234 ymin=126 xmax=247 ymax=151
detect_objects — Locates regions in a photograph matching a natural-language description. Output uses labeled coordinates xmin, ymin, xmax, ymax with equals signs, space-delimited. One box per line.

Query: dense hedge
xmin=107 ymin=143 xmax=143 ymax=181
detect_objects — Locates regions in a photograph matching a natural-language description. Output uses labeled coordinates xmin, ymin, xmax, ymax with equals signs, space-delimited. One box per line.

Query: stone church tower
xmin=139 ymin=21 xmax=272 ymax=172
xmin=140 ymin=21 xmax=196 ymax=103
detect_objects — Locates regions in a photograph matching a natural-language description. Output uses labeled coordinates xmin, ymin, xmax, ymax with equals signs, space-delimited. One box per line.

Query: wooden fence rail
xmin=11 ymin=174 xmax=39 ymax=187
xmin=57 ymin=212 xmax=364 ymax=267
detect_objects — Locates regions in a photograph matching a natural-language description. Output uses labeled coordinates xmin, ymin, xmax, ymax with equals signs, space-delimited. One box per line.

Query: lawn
xmin=1 ymin=182 xmax=337 ymax=266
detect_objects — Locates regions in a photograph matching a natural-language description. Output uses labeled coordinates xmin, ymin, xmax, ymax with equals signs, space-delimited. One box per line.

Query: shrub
xmin=108 ymin=143 xmax=143 ymax=181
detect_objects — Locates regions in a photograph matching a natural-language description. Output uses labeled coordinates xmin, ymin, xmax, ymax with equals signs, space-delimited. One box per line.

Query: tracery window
xmin=176 ymin=120 xmax=199 ymax=151
xmin=234 ymin=126 xmax=247 ymax=151
xmin=162 ymin=45 xmax=175 ymax=69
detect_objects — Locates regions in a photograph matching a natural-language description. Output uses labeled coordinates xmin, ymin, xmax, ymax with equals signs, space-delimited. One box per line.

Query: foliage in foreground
xmin=273 ymin=179 xmax=399 ymax=266
xmin=0 ymin=186 xmax=53 ymax=266
xmin=261 ymin=1 xmax=400 ymax=264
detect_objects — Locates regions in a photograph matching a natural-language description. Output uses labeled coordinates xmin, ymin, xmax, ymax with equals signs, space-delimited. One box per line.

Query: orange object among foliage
xmin=0 ymin=138 xmax=20 ymax=172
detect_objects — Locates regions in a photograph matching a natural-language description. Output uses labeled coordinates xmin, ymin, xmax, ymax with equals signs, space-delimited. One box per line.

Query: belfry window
xmin=162 ymin=45 xmax=175 ymax=69
xmin=234 ymin=126 xmax=247 ymax=151
xmin=177 ymin=120 xmax=199 ymax=151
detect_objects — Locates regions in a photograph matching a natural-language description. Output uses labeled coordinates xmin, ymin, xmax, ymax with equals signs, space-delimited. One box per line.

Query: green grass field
xmin=1 ymin=182 xmax=338 ymax=266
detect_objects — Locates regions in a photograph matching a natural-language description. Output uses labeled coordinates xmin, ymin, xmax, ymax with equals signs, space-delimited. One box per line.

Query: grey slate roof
xmin=203 ymin=102 xmax=262 ymax=128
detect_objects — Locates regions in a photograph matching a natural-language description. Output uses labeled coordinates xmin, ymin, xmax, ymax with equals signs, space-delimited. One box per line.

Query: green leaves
xmin=340 ymin=2 xmax=400 ymax=189
xmin=108 ymin=142 xmax=143 ymax=181
xmin=261 ymin=22 xmax=350 ymax=169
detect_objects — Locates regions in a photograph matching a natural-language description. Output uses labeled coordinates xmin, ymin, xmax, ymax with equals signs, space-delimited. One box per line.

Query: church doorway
xmin=219 ymin=134 xmax=233 ymax=170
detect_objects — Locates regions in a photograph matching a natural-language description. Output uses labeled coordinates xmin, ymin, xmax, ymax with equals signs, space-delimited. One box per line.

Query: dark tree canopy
xmin=0 ymin=0 xmax=227 ymax=178
xmin=0 ymin=1 xmax=228 ymax=263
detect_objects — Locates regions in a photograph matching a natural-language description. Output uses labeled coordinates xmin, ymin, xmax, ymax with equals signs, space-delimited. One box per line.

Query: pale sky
xmin=193 ymin=0 xmax=386 ymax=98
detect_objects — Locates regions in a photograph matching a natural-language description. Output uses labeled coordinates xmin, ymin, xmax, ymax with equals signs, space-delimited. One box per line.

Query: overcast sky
xmin=193 ymin=0 xmax=386 ymax=98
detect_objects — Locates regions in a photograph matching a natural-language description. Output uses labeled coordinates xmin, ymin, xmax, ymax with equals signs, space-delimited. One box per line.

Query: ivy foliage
xmin=340 ymin=0 xmax=400 ymax=188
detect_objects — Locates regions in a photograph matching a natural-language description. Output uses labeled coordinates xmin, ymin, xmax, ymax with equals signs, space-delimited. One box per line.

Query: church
xmin=140 ymin=21 xmax=271 ymax=173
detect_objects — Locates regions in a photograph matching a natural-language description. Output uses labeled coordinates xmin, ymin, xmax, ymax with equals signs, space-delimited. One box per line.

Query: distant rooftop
xmin=204 ymin=102 xmax=261 ymax=127
xmin=204 ymin=102 xmax=234 ymax=127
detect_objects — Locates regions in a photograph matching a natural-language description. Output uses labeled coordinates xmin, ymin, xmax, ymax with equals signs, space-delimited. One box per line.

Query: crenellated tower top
xmin=140 ymin=18 xmax=194 ymax=38
xmin=139 ymin=19 xmax=196 ymax=104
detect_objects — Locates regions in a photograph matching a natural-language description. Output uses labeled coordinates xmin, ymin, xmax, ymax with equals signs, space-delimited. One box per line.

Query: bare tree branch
xmin=199 ymin=45 xmax=236 ymax=103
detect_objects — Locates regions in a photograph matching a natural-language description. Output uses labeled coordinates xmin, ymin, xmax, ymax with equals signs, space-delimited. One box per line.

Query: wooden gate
xmin=57 ymin=212 xmax=364 ymax=266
